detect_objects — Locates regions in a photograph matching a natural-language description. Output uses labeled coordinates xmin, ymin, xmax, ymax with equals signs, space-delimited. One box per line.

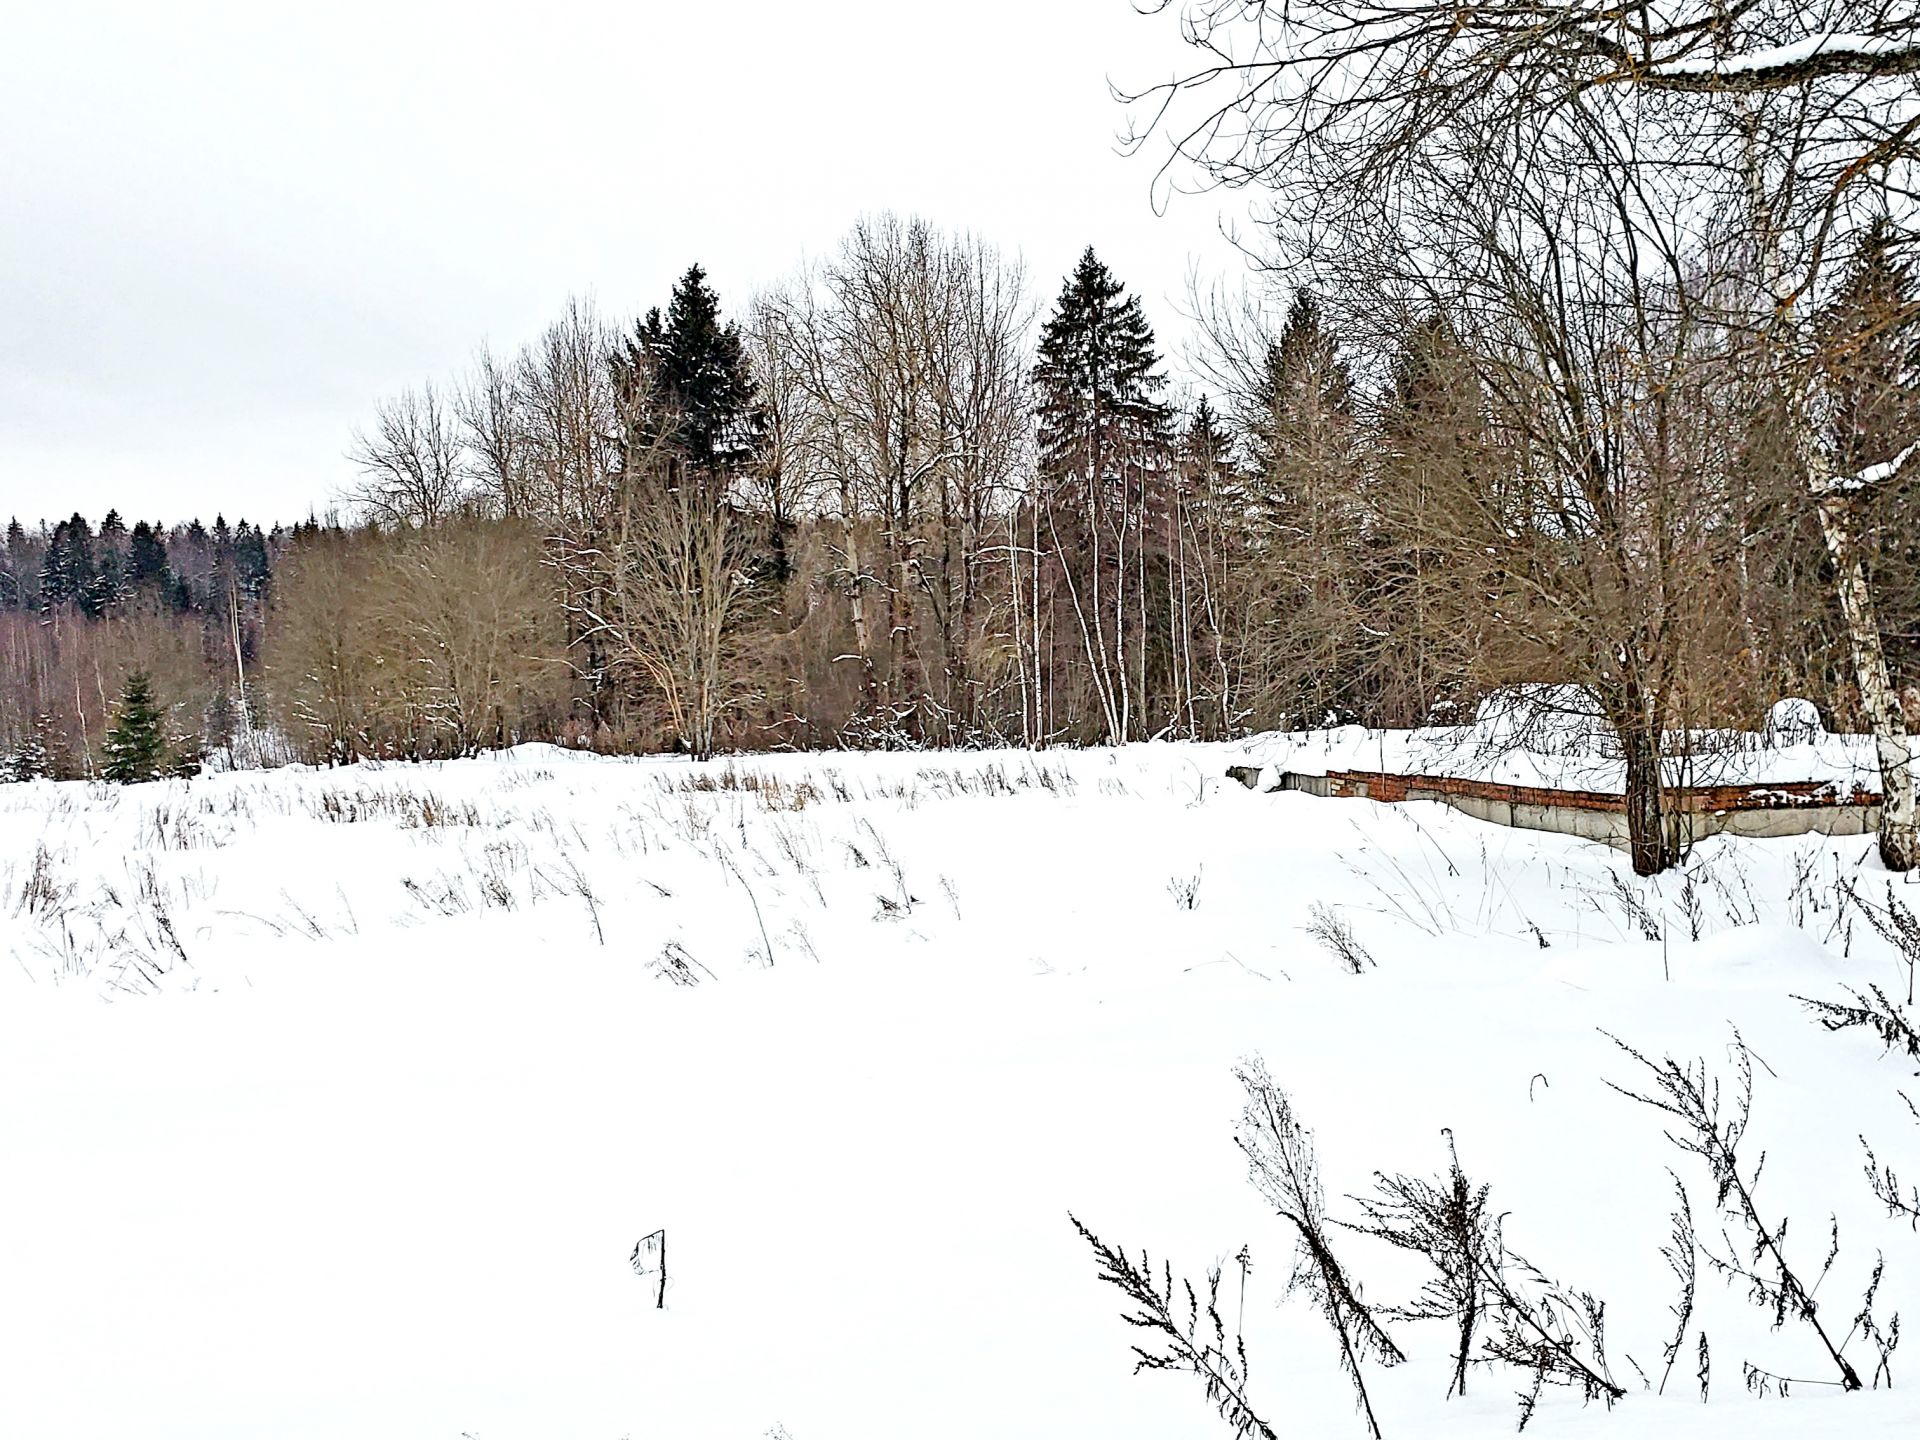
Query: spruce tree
xmin=95 ymin=509 xmax=129 ymax=611
xmin=1371 ymin=311 xmax=1487 ymax=724
xmin=0 ymin=518 xmax=22 ymax=610
xmin=1178 ymin=395 xmax=1245 ymax=573
xmin=1822 ymin=219 xmax=1920 ymax=474
xmin=1182 ymin=396 xmax=1237 ymax=490
xmin=1247 ymin=292 xmax=1354 ymax=496
xmin=40 ymin=515 xmax=99 ymax=614
xmin=233 ymin=522 xmax=271 ymax=594
xmin=1029 ymin=249 xmax=1175 ymax=741
xmin=176 ymin=519 xmax=210 ymax=611
xmin=1032 ymin=247 xmax=1170 ymax=497
xmin=618 ymin=265 xmax=761 ymax=486
xmin=3 ymin=519 xmax=42 ymax=613
xmin=39 ymin=525 xmax=65 ymax=610
xmin=128 ymin=521 xmax=171 ymax=597
xmin=1240 ymin=292 xmax=1367 ymax=729
xmin=3 ymin=714 xmax=57 ymax=782
xmin=1171 ymin=396 xmax=1247 ymax=739
xmin=102 ymin=672 xmax=168 ymax=784
xmin=1820 ymin=220 xmax=1920 ymax=692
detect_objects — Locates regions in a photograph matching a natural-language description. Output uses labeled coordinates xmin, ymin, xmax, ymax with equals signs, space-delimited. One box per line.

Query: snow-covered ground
xmin=3 ymin=741 xmax=1918 ymax=1439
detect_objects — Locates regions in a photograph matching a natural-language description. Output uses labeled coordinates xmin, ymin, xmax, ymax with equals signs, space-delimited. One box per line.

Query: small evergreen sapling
xmin=4 ymin=714 xmax=54 ymax=782
xmin=102 ymin=671 xmax=168 ymax=784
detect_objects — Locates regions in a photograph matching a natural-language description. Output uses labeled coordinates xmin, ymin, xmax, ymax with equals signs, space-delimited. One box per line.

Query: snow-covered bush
xmin=1765 ymin=698 xmax=1826 ymax=747
xmin=1462 ymin=684 xmax=1617 ymax=758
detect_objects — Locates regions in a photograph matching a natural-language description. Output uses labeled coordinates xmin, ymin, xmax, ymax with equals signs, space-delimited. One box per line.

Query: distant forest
xmin=2 ymin=511 xmax=294 ymax=775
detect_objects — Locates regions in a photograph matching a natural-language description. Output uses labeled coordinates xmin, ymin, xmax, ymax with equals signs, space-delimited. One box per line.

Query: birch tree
xmin=1129 ymin=0 xmax=1920 ymax=869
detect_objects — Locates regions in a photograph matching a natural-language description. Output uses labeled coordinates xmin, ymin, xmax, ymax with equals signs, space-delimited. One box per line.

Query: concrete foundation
xmin=1269 ymin=768 xmax=1881 ymax=850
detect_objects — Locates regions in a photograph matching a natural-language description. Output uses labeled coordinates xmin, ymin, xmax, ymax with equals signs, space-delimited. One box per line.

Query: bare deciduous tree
xmin=458 ymin=344 xmax=535 ymax=521
xmin=367 ymin=519 xmax=567 ymax=755
xmin=345 ymin=381 xmax=470 ymax=528
xmin=1127 ymin=0 xmax=1920 ymax=863
xmin=579 ymin=477 xmax=754 ymax=761
xmin=267 ymin=522 xmax=566 ymax=762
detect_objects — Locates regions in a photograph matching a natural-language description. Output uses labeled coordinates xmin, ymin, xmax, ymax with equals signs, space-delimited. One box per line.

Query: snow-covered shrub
xmin=1765 ymin=698 xmax=1826 ymax=747
xmin=1467 ymin=685 xmax=1615 ymax=758
xmin=2 ymin=736 xmax=49 ymax=783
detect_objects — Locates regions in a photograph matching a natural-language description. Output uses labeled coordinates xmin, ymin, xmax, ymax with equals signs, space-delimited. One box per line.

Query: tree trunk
xmin=1816 ymin=490 xmax=1918 ymax=871
xmin=842 ymin=501 xmax=878 ymax=714
xmin=1618 ymin=709 xmax=1677 ymax=878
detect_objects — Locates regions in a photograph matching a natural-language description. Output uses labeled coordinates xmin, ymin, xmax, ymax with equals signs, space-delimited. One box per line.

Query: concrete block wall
xmin=1274 ymin=767 xmax=1882 ymax=849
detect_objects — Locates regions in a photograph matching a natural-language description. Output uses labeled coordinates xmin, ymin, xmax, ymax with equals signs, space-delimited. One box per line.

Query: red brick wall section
xmin=1318 ymin=770 xmax=1883 ymax=814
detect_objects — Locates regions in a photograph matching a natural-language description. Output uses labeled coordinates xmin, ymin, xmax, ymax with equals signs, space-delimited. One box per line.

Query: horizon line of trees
xmin=5 ymin=207 xmax=1918 ymax=877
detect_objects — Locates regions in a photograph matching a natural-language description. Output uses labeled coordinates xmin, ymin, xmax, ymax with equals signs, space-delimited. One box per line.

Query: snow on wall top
xmin=1243 ymin=695 xmax=1880 ymax=797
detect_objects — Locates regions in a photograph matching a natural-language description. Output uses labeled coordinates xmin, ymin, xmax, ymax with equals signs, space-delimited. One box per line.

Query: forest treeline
xmin=3 ymin=214 xmax=1917 ymax=867
xmin=1 ymin=512 xmax=284 ymax=776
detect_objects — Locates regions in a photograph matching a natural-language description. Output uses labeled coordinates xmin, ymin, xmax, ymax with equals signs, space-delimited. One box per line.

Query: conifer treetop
xmin=627 ymin=264 xmax=762 ymax=479
xmin=1032 ymin=247 xmax=1170 ymax=489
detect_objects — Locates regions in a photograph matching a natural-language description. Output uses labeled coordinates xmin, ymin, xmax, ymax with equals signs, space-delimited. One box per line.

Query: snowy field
xmin=3 ymin=741 xmax=1919 ymax=1439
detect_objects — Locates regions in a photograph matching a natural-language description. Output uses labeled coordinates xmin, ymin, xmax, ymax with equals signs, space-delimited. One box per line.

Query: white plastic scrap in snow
xmin=630 ymin=1228 xmax=667 ymax=1308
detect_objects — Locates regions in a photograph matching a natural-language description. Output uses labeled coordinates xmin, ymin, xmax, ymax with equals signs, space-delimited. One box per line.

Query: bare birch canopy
xmin=1128 ymin=0 xmax=1920 ymax=283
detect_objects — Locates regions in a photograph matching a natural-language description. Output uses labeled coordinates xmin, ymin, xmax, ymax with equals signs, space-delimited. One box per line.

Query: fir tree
xmin=41 ymin=514 xmax=99 ymax=615
xmin=102 ymin=672 xmax=168 ymax=784
xmin=1821 ymin=219 xmax=1920 ymax=475
xmin=1247 ymin=292 xmax=1354 ymax=497
xmin=1032 ymin=246 xmax=1170 ymax=498
xmin=128 ymin=520 xmax=171 ymax=596
xmin=3 ymin=713 xmax=58 ymax=782
xmin=95 ymin=509 xmax=129 ymax=610
xmin=618 ymin=264 xmax=762 ymax=486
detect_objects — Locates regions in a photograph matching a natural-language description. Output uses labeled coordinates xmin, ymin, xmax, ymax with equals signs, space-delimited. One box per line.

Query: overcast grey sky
xmin=0 ymin=1 xmax=1251 ymax=527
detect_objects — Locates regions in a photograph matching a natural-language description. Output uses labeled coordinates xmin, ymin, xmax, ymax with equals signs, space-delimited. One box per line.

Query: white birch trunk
xmin=1814 ymin=479 xmax=1917 ymax=870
